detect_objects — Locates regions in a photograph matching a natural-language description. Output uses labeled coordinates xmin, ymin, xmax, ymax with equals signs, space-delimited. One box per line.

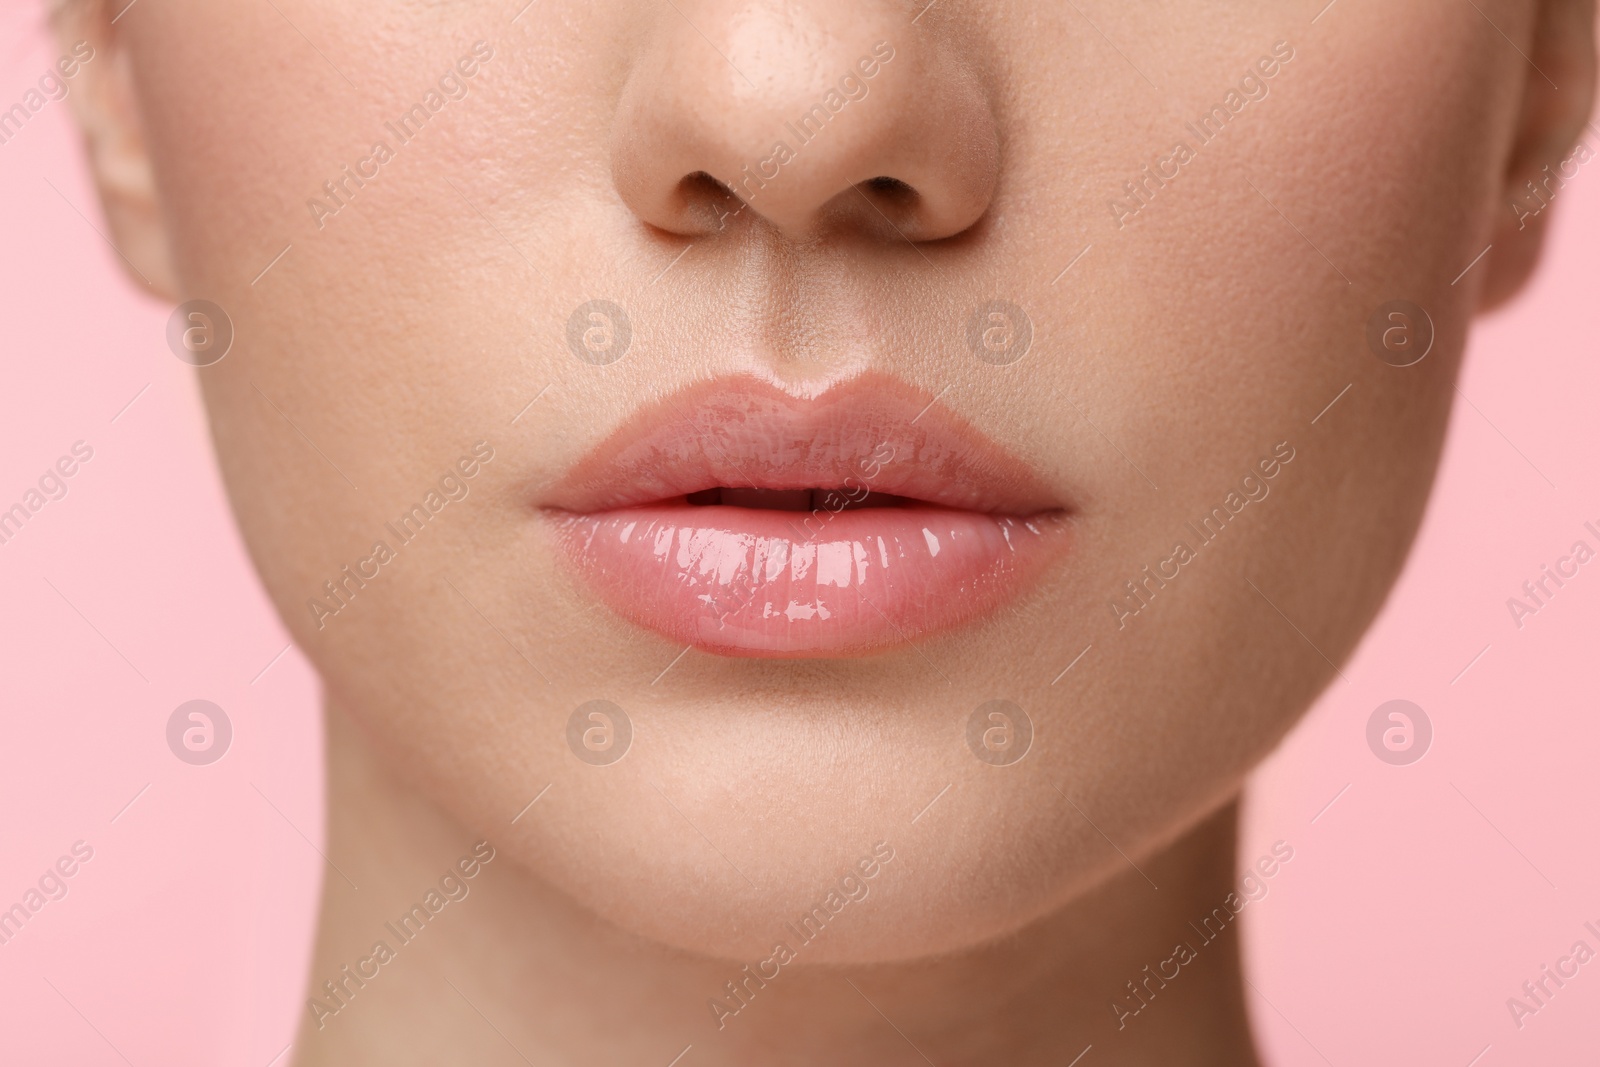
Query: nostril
xmin=671 ymin=171 xmax=740 ymax=233
xmin=680 ymin=171 xmax=733 ymax=197
xmin=865 ymin=176 xmax=913 ymax=196
xmin=856 ymin=175 xmax=921 ymax=228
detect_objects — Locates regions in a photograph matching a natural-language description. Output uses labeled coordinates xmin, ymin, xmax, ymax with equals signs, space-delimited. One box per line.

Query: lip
xmin=542 ymin=373 xmax=1072 ymax=657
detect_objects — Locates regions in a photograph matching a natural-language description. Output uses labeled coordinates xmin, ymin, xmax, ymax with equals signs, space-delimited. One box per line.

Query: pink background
xmin=2 ymin=9 xmax=1598 ymax=1065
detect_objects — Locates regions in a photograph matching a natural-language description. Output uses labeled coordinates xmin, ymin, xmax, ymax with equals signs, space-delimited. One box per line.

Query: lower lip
xmin=553 ymin=504 xmax=1070 ymax=657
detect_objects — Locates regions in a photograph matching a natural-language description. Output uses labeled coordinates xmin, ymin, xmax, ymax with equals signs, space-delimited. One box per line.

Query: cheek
xmin=980 ymin=1 xmax=1516 ymax=842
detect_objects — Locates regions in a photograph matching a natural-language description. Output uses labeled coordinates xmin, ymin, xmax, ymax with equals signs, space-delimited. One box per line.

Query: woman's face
xmin=92 ymin=0 xmax=1581 ymax=961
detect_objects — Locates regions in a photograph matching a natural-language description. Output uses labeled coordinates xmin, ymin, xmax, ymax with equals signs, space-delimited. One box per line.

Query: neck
xmin=293 ymin=702 xmax=1262 ymax=1066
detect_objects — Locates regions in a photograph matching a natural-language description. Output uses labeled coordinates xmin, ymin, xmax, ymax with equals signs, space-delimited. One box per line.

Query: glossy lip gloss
xmin=541 ymin=373 xmax=1073 ymax=657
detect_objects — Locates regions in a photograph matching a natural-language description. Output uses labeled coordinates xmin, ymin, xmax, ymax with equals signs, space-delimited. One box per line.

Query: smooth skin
xmin=57 ymin=0 xmax=1595 ymax=1062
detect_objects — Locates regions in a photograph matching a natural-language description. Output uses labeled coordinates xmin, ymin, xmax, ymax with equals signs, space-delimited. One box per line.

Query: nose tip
xmin=609 ymin=3 xmax=1000 ymax=243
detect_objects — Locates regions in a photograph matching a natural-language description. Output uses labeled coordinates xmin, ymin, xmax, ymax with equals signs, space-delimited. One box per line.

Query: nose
xmin=609 ymin=1 xmax=1000 ymax=242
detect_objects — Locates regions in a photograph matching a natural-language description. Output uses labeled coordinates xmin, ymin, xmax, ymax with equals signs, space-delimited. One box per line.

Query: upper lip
xmin=540 ymin=372 xmax=1068 ymax=516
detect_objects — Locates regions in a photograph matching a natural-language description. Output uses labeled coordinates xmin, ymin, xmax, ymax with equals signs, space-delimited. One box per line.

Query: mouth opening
xmin=682 ymin=487 xmax=916 ymax=512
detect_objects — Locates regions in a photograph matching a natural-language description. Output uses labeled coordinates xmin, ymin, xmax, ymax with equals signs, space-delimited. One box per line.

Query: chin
xmin=440 ymin=702 xmax=1192 ymax=967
